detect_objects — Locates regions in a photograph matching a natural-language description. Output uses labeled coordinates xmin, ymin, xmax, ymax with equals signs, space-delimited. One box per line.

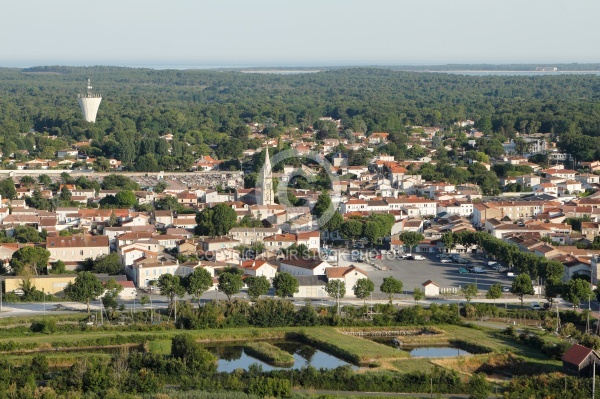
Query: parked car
xmin=441 ymin=258 xmax=453 ymax=263
xmin=472 ymin=267 xmax=487 ymax=274
xmin=354 ymin=243 xmax=364 ymax=249
xmin=456 ymin=258 xmax=469 ymax=264
xmin=458 ymin=267 xmax=469 ymax=273
xmin=405 ymin=255 xmax=415 ymax=260
xmin=530 ymin=304 xmax=542 ymax=311
xmin=397 ymin=253 xmax=409 ymax=259
xmin=502 ymin=286 xmax=511 ymax=292
xmin=487 ymin=261 xmax=498 ymax=267
xmin=413 ymin=255 xmax=426 ymax=261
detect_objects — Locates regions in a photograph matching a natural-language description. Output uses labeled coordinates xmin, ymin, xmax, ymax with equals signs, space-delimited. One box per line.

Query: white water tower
xmin=77 ymin=79 xmax=102 ymax=123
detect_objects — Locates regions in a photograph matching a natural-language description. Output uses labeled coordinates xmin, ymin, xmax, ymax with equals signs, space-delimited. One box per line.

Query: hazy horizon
xmin=4 ymin=61 xmax=600 ymax=70
xmin=3 ymin=0 xmax=600 ymax=67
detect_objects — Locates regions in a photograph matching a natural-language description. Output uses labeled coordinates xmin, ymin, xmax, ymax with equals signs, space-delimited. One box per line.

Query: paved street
xmin=0 ymin=250 xmax=590 ymax=318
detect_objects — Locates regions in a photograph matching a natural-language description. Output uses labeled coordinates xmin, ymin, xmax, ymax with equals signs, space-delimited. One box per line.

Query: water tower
xmin=77 ymin=79 xmax=102 ymax=123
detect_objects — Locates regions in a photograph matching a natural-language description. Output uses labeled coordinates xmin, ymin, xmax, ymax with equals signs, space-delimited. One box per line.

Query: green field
xmin=0 ymin=315 xmax=564 ymax=381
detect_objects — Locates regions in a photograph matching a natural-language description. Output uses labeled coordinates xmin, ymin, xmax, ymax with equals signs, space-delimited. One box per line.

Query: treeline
xmin=441 ymin=231 xmax=565 ymax=280
xmin=391 ymin=63 xmax=600 ymax=71
xmin=1 ymin=67 xmax=600 ymax=171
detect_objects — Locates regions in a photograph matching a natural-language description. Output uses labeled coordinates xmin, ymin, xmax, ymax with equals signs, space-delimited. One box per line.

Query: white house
xmin=422 ymin=280 xmax=440 ymax=297
xmin=238 ymin=260 xmax=278 ymax=280
xmin=324 ymin=265 xmax=368 ymax=298
xmin=278 ymin=258 xmax=332 ymax=276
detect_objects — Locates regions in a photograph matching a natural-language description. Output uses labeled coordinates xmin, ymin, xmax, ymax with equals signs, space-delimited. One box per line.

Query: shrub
xmin=30 ymin=319 xmax=57 ymax=334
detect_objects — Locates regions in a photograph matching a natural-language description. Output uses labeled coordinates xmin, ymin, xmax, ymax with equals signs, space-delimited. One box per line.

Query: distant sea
xmin=439 ymin=71 xmax=600 ymax=76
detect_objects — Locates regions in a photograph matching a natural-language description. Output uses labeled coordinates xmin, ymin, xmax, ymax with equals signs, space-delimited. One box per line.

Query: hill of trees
xmin=0 ymin=66 xmax=599 ymax=171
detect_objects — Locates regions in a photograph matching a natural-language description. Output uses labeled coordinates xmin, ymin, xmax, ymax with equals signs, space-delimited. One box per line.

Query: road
xmin=0 ymin=248 xmax=594 ymax=317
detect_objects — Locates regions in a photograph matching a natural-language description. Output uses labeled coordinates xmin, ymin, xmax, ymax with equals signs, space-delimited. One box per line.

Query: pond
xmin=207 ymin=341 xmax=357 ymax=372
xmin=408 ymin=347 xmax=472 ymax=358
xmin=367 ymin=338 xmax=473 ymax=358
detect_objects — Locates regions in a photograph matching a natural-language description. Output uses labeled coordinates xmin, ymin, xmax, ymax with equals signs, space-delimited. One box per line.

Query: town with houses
xmin=2 ymin=117 xmax=600 ymax=305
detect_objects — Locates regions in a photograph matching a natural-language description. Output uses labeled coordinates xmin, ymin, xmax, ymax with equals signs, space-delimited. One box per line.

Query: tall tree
xmin=323 ymin=211 xmax=344 ymax=242
xmin=91 ymin=253 xmax=122 ymax=275
xmin=196 ymin=203 xmax=237 ymax=237
xmin=340 ymin=219 xmax=363 ymax=245
xmin=564 ymin=278 xmax=593 ymax=309
xmin=101 ymin=278 xmax=124 ymax=320
xmin=10 ymin=246 xmax=50 ymax=275
xmin=486 ymin=283 xmax=503 ymax=304
xmin=413 ymin=287 xmax=425 ymax=304
xmin=511 ymin=274 xmax=534 ymax=308
xmin=115 ymin=190 xmax=137 ymax=207
xmin=273 ymin=272 xmax=299 ymax=298
xmin=184 ymin=268 xmax=213 ymax=308
xmin=363 ymin=222 xmax=382 ymax=247
xmin=380 ymin=276 xmax=404 ymax=304
xmin=441 ymin=232 xmax=455 ymax=253
xmin=157 ymin=274 xmax=185 ymax=312
xmin=64 ymin=271 xmax=104 ymax=314
xmin=353 ymin=278 xmax=375 ymax=306
xmin=398 ymin=231 xmax=424 ymax=254
xmin=461 ymin=283 xmax=478 ymax=304
xmin=37 ymin=174 xmax=52 ymax=186
xmin=217 ymin=267 xmax=244 ymax=301
xmin=313 ymin=192 xmax=333 ymax=220
xmin=325 ymin=280 xmax=346 ymax=316
xmin=246 ymin=275 xmax=270 ymax=301
xmin=0 ymin=178 xmax=16 ymax=200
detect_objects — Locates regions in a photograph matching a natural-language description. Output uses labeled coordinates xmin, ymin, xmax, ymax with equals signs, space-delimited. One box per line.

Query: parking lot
xmin=337 ymin=249 xmax=516 ymax=297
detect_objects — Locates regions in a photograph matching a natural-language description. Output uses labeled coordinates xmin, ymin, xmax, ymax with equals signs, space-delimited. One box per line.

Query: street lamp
xmin=336 ymin=282 xmax=341 ymax=316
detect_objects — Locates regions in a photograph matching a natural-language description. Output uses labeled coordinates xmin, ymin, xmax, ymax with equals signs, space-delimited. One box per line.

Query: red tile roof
xmin=562 ymin=344 xmax=595 ymax=366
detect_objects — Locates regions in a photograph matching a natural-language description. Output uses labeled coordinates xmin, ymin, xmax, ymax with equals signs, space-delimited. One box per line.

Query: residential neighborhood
xmin=1 ymin=120 xmax=599 ymax=306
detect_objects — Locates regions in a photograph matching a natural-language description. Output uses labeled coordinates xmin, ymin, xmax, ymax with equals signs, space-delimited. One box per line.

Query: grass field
xmin=243 ymin=341 xmax=295 ymax=366
xmin=0 ymin=314 xmax=565 ymax=381
xmin=293 ymin=328 xmax=410 ymax=366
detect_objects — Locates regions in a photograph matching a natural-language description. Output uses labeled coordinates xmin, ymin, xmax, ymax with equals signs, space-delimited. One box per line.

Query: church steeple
xmin=259 ymin=148 xmax=274 ymax=205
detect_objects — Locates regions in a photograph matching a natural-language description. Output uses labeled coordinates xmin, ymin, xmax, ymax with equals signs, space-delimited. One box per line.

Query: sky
xmin=2 ymin=0 xmax=599 ymax=68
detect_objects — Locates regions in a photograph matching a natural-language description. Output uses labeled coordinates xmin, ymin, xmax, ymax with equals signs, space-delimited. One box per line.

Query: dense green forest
xmin=0 ymin=66 xmax=599 ymax=171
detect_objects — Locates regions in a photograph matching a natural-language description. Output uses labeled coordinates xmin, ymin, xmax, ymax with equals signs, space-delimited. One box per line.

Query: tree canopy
xmin=217 ymin=267 xmax=244 ymax=301
xmin=64 ymin=271 xmax=104 ymax=314
xmin=380 ymin=276 xmax=404 ymax=304
xmin=272 ymin=272 xmax=299 ymax=298
xmin=196 ymin=203 xmax=238 ymax=237
xmin=183 ymin=268 xmax=213 ymax=307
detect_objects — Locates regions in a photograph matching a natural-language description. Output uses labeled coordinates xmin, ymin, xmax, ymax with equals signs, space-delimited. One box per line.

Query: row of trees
xmin=329 ymin=213 xmax=397 ymax=246
xmin=441 ymin=230 xmax=598 ymax=307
